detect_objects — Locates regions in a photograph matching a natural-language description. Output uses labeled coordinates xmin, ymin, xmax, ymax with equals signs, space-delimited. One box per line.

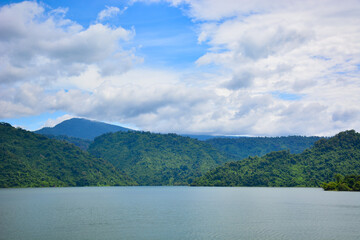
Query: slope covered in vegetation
xmin=192 ymin=130 xmax=360 ymax=187
xmin=0 ymin=123 xmax=135 ymax=187
xmin=43 ymin=134 xmax=92 ymax=151
xmin=88 ymin=131 xmax=232 ymax=185
xmin=321 ymin=174 xmax=360 ymax=191
xmin=206 ymin=136 xmax=323 ymax=160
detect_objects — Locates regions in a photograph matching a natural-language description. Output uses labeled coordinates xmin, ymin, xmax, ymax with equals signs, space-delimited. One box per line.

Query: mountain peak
xmin=34 ymin=118 xmax=132 ymax=140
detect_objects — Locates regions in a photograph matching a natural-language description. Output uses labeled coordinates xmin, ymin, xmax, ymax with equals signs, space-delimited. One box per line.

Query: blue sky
xmin=0 ymin=0 xmax=208 ymax=130
xmin=1 ymin=0 xmax=360 ymax=136
xmin=2 ymin=0 xmax=206 ymax=68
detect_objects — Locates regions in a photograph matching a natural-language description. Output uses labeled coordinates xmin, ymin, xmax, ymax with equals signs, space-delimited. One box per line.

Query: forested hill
xmin=34 ymin=118 xmax=322 ymax=157
xmin=192 ymin=130 xmax=360 ymax=187
xmin=0 ymin=123 xmax=135 ymax=187
xmin=205 ymin=136 xmax=323 ymax=160
xmin=44 ymin=135 xmax=92 ymax=151
xmin=35 ymin=118 xmax=132 ymax=140
xmin=88 ymin=131 xmax=232 ymax=185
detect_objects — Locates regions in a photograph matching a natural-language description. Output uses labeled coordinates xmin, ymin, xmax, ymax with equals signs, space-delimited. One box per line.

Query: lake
xmin=0 ymin=187 xmax=359 ymax=240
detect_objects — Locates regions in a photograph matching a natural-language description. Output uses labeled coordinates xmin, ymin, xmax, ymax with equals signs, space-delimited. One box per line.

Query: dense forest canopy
xmin=205 ymin=136 xmax=323 ymax=160
xmin=2 ymin=117 xmax=360 ymax=189
xmin=0 ymin=123 xmax=135 ymax=187
xmin=321 ymin=174 xmax=360 ymax=191
xmin=192 ymin=130 xmax=360 ymax=187
xmin=88 ymin=131 xmax=232 ymax=185
xmin=35 ymin=118 xmax=322 ymax=158
xmin=43 ymin=134 xmax=92 ymax=151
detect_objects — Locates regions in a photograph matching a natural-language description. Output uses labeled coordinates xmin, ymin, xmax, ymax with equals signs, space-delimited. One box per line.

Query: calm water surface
xmin=0 ymin=187 xmax=360 ymax=240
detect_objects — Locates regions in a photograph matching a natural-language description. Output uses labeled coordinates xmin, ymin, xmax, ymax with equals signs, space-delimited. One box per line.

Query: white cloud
xmin=179 ymin=0 xmax=360 ymax=135
xmin=2 ymin=1 xmax=360 ymax=136
xmin=43 ymin=114 xmax=74 ymax=128
xmin=97 ymin=6 xmax=127 ymax=21
xmin=0 ymin=1 xmax=136 ymax=86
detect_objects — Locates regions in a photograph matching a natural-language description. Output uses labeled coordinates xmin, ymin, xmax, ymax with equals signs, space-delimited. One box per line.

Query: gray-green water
xmin=0 ymin=187 xmax=359 ymax=240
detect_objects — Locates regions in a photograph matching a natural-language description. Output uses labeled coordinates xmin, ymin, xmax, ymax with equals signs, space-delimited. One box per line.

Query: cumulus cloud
xmin=223 ymin=72 xmax=254 ymax=90
xmin=0 ymin=1 xmax=136 ymax=86
xmin=178 ymin=0 xmax=360 ymax=135
xmin=2 ymin=0 xmax=360 ymax=136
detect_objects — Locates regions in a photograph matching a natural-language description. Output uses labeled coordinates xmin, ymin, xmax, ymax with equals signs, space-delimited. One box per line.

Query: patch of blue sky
xmin=117 ymin=1 xmax=208 ymax=69
xmin=0 ymin=111 xmax=68 ymax=131
xmin=272 ymin=91 xmax=304 ymax=101
xmin=329 ymin=63 xmax=350 ymax=75
xmin=204 ymin=10 xmax=261 ymax=24
xmin=1 ymin=1 xmax=208 ymax=69
xmin=311 ymin=55 xmax=331 ymax=61
xmin=59 ymin=0 xmax=206 ymax=68
xmin=332 ymin=62 xmax=360 ymax=75
xmin=335 ymin=71 xmax=348 ymax=75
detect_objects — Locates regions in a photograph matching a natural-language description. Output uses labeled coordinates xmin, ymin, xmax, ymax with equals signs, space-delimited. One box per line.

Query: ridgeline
xmin=192 ymin=130 xmax=360 ymax=187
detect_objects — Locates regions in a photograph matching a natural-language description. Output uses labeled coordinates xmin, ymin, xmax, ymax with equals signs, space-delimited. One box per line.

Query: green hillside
xmin=321 ymin=174 xmax=360 ymax=191
xmin=206 ymin=136 xmax=323 ymax=160
xmin=43 ymin=134 xmax=92 ymax=151
xmin=0 ymin=123 xmax=135 ymax=188
xmin=35 ymin=118 xmax=132 ymax=140
xmin=88 ymin=131 xmax=232 ymax=185
xmin=192 ymin=130 xmax=360 ymax=187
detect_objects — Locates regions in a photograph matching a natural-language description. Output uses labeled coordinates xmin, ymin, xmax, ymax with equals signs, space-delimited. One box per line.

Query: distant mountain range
xmin=34 ymin=118 xmax=132 ymax=140
xmin=1 ymin=118 xmax=360 ymax=188
xmin=34 ymin=118 xmax=223 ymax=141
xmin=34 ymin=118 xmax=322 ymax=156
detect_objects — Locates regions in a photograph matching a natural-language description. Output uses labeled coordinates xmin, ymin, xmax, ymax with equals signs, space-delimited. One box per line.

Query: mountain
xmin=34 ymin=118 xmax=132 ymax=140
xmin=88 ymin=131 xmax=232 ymax=185
xmin=205 ymin=136 xmax=324 ymax=160
xmin=35 ymin=118 xmax=322 ymax=157
xmin=192 ymin=130 xmax=360 ymax=187
xmin=44 ymin=135 xmax=92 ymax=151
xmin=0 ymin=122 xmax=135 ymax=187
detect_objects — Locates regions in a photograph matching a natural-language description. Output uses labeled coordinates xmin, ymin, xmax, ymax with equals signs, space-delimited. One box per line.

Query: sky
xmin=0 ymin=0 xmax=360 ymax=136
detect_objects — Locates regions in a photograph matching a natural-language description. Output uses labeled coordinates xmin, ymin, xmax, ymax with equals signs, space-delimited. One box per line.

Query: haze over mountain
xmin=0 ymin=123 xmax=135 ymax=187
xmin=35 ymin=118 xmax=132 ymax=140
xmin=192 ymin=130 xmax=360 ymax=187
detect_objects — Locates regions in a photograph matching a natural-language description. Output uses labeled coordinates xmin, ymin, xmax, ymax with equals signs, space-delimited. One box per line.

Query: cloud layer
xmin=1 ymin=1 xmax=360 ymax=136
